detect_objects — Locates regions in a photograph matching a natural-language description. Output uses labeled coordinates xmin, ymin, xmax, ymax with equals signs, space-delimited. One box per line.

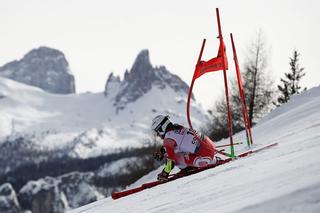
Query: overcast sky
xmin=1 ymin=0 xmax=319 ymax=109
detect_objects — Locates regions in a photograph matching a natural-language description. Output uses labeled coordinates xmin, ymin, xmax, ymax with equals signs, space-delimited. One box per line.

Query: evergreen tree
xmin=275 ymin=50 xmax=306 ymax=106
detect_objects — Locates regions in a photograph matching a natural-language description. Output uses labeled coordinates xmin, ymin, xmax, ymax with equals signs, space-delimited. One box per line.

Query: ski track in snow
xmin=70 ymin=86 xmax=320 ymax=213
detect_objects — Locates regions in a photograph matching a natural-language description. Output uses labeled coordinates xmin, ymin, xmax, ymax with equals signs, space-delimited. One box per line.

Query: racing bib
xmin=165 ymin=128 xmax=199 ymax=153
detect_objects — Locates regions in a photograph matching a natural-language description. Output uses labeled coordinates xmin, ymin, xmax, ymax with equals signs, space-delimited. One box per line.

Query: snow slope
xmin=70 ymin=86 xmax=320 ymax=213
xmin=0 ymin=77 xmax=208 ymax=157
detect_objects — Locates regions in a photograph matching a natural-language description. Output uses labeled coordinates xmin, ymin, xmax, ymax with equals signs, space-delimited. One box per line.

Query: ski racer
xmin=151 ymin=115 xmax=218 ymax=181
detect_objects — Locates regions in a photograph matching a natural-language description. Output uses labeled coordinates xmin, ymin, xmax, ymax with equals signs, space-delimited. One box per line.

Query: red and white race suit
xmin=163 ymin=127 xmax=217 ymax=169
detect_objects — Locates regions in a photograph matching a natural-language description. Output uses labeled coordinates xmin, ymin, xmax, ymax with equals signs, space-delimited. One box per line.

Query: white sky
xmin=1 ymin=0 xmax=319 ymax=109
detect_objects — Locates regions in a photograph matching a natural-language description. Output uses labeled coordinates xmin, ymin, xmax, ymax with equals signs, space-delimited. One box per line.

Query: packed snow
xmin=70 ymin=86 xmax=320 ymax=213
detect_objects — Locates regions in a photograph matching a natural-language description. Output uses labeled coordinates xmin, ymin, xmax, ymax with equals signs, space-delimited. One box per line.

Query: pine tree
xmin=275 ymin=50 xmax=306 ymax=106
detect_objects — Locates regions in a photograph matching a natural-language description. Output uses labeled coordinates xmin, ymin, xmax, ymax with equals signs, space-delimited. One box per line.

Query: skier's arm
xmin=163 ymin=138 xmax=177 ymax=161
xmin=157 ymin=138 xmax=177 ymax=181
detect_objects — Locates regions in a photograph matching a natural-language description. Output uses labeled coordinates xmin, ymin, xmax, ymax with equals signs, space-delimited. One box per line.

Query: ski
xmin=111 ymin=142 xmax=278 ymax=200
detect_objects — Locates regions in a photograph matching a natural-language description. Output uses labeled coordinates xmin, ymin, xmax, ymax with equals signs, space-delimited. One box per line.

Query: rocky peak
xmin=104 ymin=49 xmax=193 ymax=111
xmin=105 ymin=72 xmax=120 ymax=86
xmin=104 ymin=72 xmax=121 ymax=97
xmin=130 ymin=49 xmax=152 ymax=74
xmin=0 ymin=46 xmax=75 ymax=94
xmin=123 ymin=49 xmax=154 ymax=83
xmin=24 ymin=46 xmax=66 ymax=62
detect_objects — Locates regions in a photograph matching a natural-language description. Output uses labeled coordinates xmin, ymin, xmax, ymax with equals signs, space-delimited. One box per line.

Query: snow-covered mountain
xmin=70 ymin=86 xmax=320 ymax=213
xmin=0 ymin=46 xmax=75 ymax=94
xmin=0 ymin=49 xmax=209 ymax=212
xmin=0 ymin=49 xmax=208 ymax=157
xmin=105 ymin=50 xmax=193 ymax=112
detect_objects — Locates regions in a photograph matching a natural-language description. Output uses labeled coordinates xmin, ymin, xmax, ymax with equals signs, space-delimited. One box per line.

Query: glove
xmin=153 ymin=146 xmax=166 ymax=161
xmin=157 ymin=170 xmax=169 ymax=181
xmin=153 ymin=151 xmax=164 ymax=161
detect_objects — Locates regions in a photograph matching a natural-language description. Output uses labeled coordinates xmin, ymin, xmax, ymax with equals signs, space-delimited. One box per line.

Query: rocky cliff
xmin=105 ymin=49 xmax=193 ymax=111
xmin=0 ymin=46 xmax=75 ymax=94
